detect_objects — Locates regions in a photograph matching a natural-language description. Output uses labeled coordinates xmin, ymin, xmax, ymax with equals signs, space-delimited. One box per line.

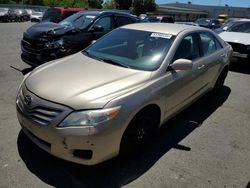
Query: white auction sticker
xmin=150 ymin=33 xmax=172 ymax=39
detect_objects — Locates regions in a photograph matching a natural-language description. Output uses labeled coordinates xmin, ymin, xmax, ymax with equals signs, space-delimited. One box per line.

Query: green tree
xmin=115 ymin=0 xmax=132 ymax=10
xmin=42 ymin=0 xmax=88 ymax=7
xmin=22 ymin=0 xmax=43 ymax=5
xmin=88 ymin=0 xmax=103 ymax=8
xmin=132 ymin=0 xmax=156 ymax=15
xmin=102 ymin=0 xmax=117 ymax=9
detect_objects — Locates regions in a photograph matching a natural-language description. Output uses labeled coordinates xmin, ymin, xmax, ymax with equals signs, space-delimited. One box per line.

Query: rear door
xmin=198 ymin=32 xmax=225 ymax=88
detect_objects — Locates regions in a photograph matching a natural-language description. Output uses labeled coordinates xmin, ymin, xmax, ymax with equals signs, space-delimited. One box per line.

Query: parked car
xmin=219 ymin=19 xmax=250 ymax=60
xmin=42 ymin=7 xmax=86 ymax=23
xmin=213 ymin=19 xmax=238 ymax=34
xmin=25 ymin=9 xmax=33 ymax=16
xmin=30 ymin=11 xmax=43 ymax=22
xmin=13 ymin=9 xmax=30 ymax=22
xmin=0 ymin=8 xmax=10 ymax=22
xmin=16 ymin=23 xmax=232 ymax=165
xmin=6 ymin=8 xmax=18 ymax=22
xmin=195 ymin=18 xmax=221 ymax=29
xmin=21 ymin=11 xmax=140 ymax=66
xmin=175 ymin=21 xmax=199 ymax=26
xmin=140 ymin=15 xmax=174 ymax=23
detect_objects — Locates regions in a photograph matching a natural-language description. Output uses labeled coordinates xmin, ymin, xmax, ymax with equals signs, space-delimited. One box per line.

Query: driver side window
xmin=93 ymin=16 xmax=112 ymax=32
xmin=172 ymin=34 xmax=200 ymax=63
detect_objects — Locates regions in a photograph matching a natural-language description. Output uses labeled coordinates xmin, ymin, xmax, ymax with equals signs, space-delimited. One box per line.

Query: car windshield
xmin=59 ymin=13 xmax=96 ymax=29
xmin=84 ymin=28 xmax=175 ymax=71
xmin=195 ymin=18 xmax=211 ymax=25
xmin=227 ymin=21 xmax=250 ymax=33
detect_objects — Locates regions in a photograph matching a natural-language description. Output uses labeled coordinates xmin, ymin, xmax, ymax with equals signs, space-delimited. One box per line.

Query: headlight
xmin=59 ymin=106 xmax=121 ymax=127
xmin=45 ymin=39 xmax=64 ymax=49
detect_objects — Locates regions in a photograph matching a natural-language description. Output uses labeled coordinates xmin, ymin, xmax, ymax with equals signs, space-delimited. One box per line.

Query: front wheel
xmin=120 ymin=109 xmax=159 ymax=157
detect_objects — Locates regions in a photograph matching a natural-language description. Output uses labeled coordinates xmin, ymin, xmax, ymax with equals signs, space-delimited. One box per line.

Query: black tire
xmin=120 ymin=108 xmax=160 ymax=157
xmin=212 ymin=67 xmax=228 ymax=93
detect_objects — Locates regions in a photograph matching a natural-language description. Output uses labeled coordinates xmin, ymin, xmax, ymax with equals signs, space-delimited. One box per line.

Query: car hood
xmin=25 ymin=22 xmax=73 ymax=38
xmin=219 ymin=31 xmax=250 ymax=45
xmin=25 ymin=53 xmax=152 ymax=110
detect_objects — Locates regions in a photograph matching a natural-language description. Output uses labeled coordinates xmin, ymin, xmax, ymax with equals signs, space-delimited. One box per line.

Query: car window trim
xmin=90 ymin=14 xmax=114 ymax=32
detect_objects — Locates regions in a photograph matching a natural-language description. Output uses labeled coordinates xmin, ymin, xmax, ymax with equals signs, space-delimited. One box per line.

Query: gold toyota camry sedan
xmin=16 ymin=23 xmax=232 ymax=165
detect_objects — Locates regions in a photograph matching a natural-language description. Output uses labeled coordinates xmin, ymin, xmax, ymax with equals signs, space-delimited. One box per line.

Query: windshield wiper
xmin=82 ymin=50 xmax=103 ymax=61
xmin=82 ymin=51 xmax=130 ymax=68
xmin=99 ymin=58 xmax=130 ymax=68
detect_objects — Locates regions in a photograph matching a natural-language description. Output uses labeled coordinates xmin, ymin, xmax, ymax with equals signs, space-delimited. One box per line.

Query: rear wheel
xmin=120 ymin=108 xmax=160 ymax=157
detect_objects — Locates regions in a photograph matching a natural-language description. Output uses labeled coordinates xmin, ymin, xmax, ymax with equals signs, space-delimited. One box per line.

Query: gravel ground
xmin=0 ymin=22 xmax=249 ymax=188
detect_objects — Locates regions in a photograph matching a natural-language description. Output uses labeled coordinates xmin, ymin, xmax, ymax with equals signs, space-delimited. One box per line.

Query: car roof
xmin=77 ymin=10 xmax=136 ymax=18
xmin=121 ymin=23 xmax=202 ymax=35
xmin=237 ymin=18 xmax=250 ymax=22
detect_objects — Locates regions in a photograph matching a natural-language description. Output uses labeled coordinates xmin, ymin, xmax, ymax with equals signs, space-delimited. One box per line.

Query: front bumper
xmin=0 ymin=15 xmax=8 ymax=21
xmin=16 ymin=86 xmax=124 ymax=165
xmin=21 ymin=39 xmax=68 ymax=67
xmin=228 ymin=42 xmax=250 ymax=60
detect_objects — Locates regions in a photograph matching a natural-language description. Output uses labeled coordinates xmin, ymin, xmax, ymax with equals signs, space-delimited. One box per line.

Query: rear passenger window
xmin=116 ymin=16 xmax=133 ymax=27
xmin=199 ymin=33 xmax=217 ymax=56
xmin=94 ymin=16 xmax=112 ymax=31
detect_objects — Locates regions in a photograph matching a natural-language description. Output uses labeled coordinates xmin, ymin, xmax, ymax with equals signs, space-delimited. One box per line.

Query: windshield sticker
xmin=150 ymin=33 xmax=172 ymax=39
xmin=86 ymin=15 xmax=96 ymax=19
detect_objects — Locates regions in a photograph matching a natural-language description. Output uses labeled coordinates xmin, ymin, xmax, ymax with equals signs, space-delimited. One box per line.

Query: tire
xmin=212 ymin=67 xmax=228 ymax=93
xmin=120 ymin=108 xmax=160 ymax=157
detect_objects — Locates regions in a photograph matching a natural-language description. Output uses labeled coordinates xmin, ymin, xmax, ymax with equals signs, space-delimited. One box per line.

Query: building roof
xmin=160 ymin=3 xmax=250 ymax=11
xmin=158 ymin=5 xmax=208 ymax=15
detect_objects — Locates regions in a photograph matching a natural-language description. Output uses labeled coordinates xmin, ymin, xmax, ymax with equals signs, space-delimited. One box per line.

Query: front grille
xmin=22 ymin=34 xmax=49 ymax=53
xmin=228 ymin=42 xmax=248 ymax=54
xmin=17 ymin=88 xmax=63 ymax=126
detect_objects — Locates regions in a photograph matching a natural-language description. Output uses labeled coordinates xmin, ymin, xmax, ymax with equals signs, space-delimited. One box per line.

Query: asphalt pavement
xmin=0 ymin=22 xmax=249 ymax=188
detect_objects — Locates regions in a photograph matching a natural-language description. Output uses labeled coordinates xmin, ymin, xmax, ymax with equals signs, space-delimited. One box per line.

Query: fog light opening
xmin=73 ymin=150 xmax=93 ymax=160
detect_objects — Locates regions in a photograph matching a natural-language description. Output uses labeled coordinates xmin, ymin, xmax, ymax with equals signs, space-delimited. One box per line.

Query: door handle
xmin=198 ymin=65 xmax=205 ymax=69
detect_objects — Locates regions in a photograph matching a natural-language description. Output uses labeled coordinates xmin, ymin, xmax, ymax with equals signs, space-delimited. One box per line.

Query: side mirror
xmin=168 ymin=59 xmax=193 ymax=71
xmin=222 ymin=26 xmax=228 ymax=31
xmin=90 ymin=25 xmax=104 ymax=32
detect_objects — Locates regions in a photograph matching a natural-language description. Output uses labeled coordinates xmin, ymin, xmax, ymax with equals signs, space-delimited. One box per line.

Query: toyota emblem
xmin=24 ymin=95 xmax=32 ymax=105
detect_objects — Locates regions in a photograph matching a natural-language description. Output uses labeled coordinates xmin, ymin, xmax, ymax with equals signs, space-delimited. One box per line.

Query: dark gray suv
xmin=21 ymin=11 xmax=140 ymax=67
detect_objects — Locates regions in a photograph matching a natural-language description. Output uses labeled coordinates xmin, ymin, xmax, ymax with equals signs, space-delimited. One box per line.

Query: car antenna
xmin=10 ymin=65 xmax=33 ymax=75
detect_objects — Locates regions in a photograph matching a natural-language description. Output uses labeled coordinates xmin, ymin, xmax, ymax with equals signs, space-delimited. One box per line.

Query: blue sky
xmin=155 ymin=0 xmax=250 ymax=8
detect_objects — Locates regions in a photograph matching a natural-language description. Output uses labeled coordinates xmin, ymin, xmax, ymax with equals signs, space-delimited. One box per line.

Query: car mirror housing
xmin=169 ymin=59 xmax=193 ymax=71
